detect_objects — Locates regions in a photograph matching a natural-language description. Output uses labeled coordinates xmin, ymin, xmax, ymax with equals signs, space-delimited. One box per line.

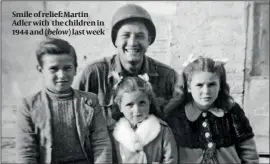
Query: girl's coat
xmin=167 ymin=102 xmax=259 ymax=163
xmin=112 ymin=115 xmax=178 ymax=163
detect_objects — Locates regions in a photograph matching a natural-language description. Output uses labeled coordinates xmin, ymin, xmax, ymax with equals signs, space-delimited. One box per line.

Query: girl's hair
xmin=36 ymin=37 xmax=78 ymax=68
xmin=112 ymin=76 xmax=161 ymax=121
xmin=182 ymin=56 xmax=234 ymax=111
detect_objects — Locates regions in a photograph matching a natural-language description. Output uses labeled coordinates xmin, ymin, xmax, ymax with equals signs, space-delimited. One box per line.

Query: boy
xmin=16 ymin=38 xmax=112 ymax=164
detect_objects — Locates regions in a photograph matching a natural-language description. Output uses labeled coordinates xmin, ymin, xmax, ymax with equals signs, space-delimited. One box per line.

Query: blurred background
xmin=2 ymin=1 xmax=269 ymax=163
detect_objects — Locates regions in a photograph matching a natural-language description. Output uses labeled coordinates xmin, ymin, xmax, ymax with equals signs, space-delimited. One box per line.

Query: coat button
xmin=205 ymin=132 xmax=210 ymax=138
xmin=208 ymin=142 xmax=213 ymax=148
xmin=202 ymin=112 xmax=207 ymax=117
xmin=202 ymin=122 xmax=207 ymax=127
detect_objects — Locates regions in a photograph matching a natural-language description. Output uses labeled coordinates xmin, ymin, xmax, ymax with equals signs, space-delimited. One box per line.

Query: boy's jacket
xmin=16 ymin=89 xmax=112 ymax=164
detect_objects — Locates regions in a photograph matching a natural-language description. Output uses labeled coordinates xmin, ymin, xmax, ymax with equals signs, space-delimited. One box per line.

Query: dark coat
xmin=16 ymin=89 xmax=112 ymax=164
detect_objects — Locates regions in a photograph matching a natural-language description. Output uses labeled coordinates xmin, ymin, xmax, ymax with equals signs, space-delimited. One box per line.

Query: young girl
xmin=167 ymin=56 xmax=259 ymax=163
xmin=111 ymin=73 xmax=178 ymax=163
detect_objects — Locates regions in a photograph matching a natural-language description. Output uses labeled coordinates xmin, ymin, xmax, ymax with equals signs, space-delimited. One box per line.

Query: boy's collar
xmin=185 ymin=103 xmax=225 ymax=122
xmin=45 ymin=87 xmax=74 ymax=100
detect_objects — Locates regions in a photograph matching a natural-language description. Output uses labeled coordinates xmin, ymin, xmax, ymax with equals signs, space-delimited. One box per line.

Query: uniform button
xmin=208 ymin=142 xmax=213 ymax=148
xmin=202 ymin=122 xmax=207 ymax=127
xmin=202 ymin=112 xmax=207 ymax=117
xmin=205 ymin=132 xmax=210 ymax=138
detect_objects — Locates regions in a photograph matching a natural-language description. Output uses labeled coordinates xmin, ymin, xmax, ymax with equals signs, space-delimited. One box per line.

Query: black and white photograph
xmin=1 ymin=1 xmax=269 ymax=163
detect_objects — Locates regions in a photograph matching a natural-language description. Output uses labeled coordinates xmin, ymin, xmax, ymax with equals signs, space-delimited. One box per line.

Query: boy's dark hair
xmin=112 ymin=76 xmax=161 ymax=121
xmin=182 ymin=56 xmax=234 ymax=111
xmin=36 ymin=37 xmax=78 ymax=68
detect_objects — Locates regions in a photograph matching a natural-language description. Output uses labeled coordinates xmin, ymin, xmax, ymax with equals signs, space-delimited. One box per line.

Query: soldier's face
xmin=115 ymin=21 xmax=151 ymax=74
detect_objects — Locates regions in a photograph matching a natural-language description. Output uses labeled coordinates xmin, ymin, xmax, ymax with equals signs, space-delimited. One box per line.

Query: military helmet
xmin=111 ymin=4 xmax=156 ymax=47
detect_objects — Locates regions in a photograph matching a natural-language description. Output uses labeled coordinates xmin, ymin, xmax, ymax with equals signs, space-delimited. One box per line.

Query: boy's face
xmin=120 ymin=91 xmax=150 ymax=127
xmin=37 ymin=54 xmax=76 ymax=93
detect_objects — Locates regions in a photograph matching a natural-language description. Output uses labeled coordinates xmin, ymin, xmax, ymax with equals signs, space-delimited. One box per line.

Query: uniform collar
xmin=185 ymin=102 xmax=225 ymax=122
xmin=108 ymin=54 xmax=158 ymax=79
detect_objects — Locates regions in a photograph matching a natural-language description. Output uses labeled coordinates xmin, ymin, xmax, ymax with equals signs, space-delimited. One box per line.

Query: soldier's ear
xmin=36 ymin=65 xmax=43 ymax=73
xmin=148 ymin=36 xmax=152 ymax=44
xmin=188 ymin=85 xmax=191 ymax=93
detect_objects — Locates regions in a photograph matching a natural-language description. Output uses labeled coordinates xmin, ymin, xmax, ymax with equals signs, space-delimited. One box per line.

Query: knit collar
xmin=185 ymin=102 xmax=225 ymax=122
xmin=113 ymin=115 xmax=161 ymax=152
xmin=45 ymin=88 xmax=73 ymax=100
